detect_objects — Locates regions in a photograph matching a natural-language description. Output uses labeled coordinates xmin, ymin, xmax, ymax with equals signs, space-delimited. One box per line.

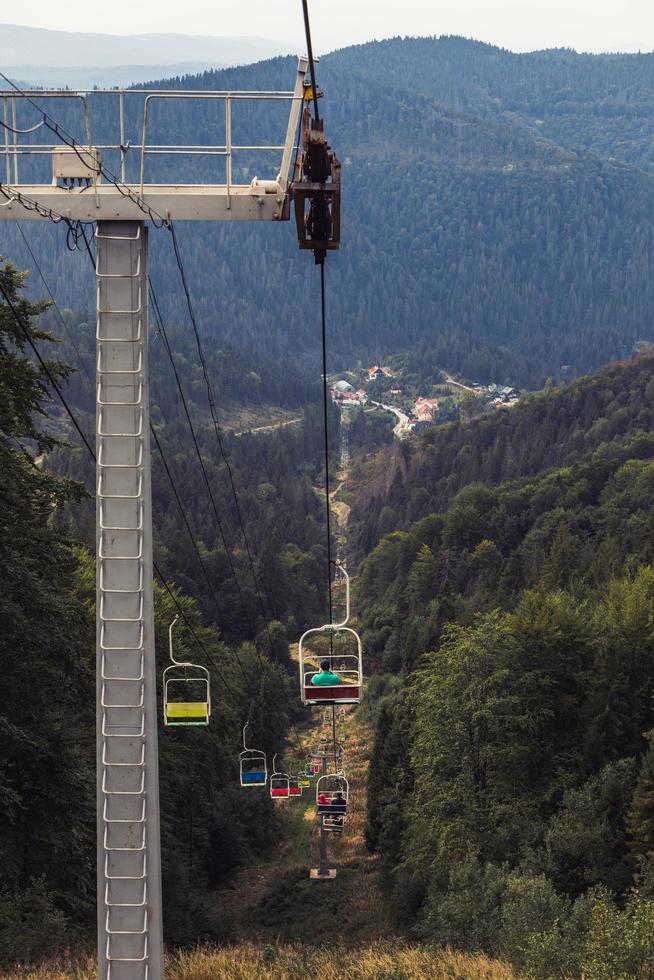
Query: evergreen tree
xmin=627 ymin=733 xmax=654 ymax=870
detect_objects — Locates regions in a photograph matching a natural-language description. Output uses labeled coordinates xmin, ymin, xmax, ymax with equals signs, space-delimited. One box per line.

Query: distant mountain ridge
xmin=0 ymin=22 xmax=298 ymax=86
xmin=6 ymin=36 xmax=654 ymax=389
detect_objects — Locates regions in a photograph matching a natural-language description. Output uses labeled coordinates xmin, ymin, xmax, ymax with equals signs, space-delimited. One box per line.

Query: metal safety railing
xmin=1 ymin=65 xmax=307 ymax=196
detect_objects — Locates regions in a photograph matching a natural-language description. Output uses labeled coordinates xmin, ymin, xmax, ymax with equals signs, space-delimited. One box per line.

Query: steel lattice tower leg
xmin=96 ymin=220 xmax=163 ymax=980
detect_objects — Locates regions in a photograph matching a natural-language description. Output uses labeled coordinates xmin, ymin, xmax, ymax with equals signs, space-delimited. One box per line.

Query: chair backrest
xmin=163 ymin=667 xmax=211 ymax=727
xmin=239 ymin=748 xmax=267 ymax=786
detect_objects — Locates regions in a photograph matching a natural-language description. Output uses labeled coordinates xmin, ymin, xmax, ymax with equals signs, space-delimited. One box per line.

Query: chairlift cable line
xmin=2 ymin=237 xmax=249 ymax=703
xmin=147 ymin=280 xmax=256 ymax=680
xmin=147 ymin=276 xmax=263 ymax=675
xmin=70 ymin=224 xmax=254 ymax=681
xmin=15 ymin=220 xmax=96 ymax=396
xmin=0 ymin=71 xmax=169 ymax=228
xmin=12 ymin=211 xmax=298 ymax=755
xmin=167 ymin=223 xmax=275 ymax=666
xmin=4 ymin=63 xmax=339 ymax=773
xmin=299 ymin=0 xmax=336 ymax=633
xmin=2 ymin=71 xmax=283 ymax=672
xmin=300 ymin=0 xmax=321 ymax=122
xmin=24 ymin=222 xmax=242 ymax=659
xmin=149 ymin=423 xmax=233 ymax=619
xmin=0 ymin=276 xmax=97 ymax=458
xmin=320 ymin=263 xmax=335 ymax=636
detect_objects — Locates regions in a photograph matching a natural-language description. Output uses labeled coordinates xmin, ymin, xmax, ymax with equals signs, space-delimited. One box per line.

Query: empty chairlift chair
xmin=270 ymin=754 xmax=290 ymax=799
xmin=316 ymin=773 xmax=349 ymax=815
xmin=163 ymin=615 xmax=210 ymax=727
xmin=299 ymin=563 xmax=363 ymax=705
xmin=239 ymin=722 xmax=267 ymax=787
xmin=288 ymin=775 xmax=303 ymax=798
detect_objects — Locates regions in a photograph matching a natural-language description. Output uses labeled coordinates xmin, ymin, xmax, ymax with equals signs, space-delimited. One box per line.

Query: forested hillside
xmin=0 ymin=261 xmax=328 ymax=966
xmin=38 ymin=303 xmax=337 ymax=642
xmin=352 ymin=354 xmax=654 ymax=555
xmin=8 ymin=37 xmax=654 ymax=388
xmin=355 ymin=354 xmax=654 ymax=975
xmin=7 ymin=31 xmax=654 ymax=979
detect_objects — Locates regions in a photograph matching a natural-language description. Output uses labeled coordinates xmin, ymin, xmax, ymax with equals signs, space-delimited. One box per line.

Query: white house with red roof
xmin=413 ymin=396 xmax=439 ymax=422
xmin=367 ymin=365 xmax=392 ymax=381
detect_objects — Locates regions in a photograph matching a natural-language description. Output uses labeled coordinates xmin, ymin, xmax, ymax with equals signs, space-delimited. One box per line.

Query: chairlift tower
xmin=0 ymin=58 xmax=329 ymax=980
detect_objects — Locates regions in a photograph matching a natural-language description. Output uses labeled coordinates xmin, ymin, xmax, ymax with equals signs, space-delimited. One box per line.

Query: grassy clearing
xmin=220 ymin=403 xmax=301 ymax=434
xmin=0 ymin=719 xmax=516 ymax=980
xmin=167 ymin=942 xmax=518 ymax=979
xmin=1 ymin=943 xmax=517 ymax=980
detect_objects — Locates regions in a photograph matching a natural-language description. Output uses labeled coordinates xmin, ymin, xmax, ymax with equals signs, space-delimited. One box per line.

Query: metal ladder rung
xmin=100 ymin=516 xmax=144 ymax=533
xmin=97 ymin=320 xmax=144 ymax=343
xmin=98 ymin=534 xmax=143 ymax=561
xmin=97 ymin=286 xmax=143 ymax=317
xmin=102 ymin=766 xmax=145 ymax=796
xmin=97 ymin=472 xmax=144 ymax=497
xmin=100 ymin=630 xmax=144 ymax=654
xmin=104 ymin=854 xmax=147 ymax=880
xmin=96 ymin=253 xmax=142 ymax=279
xmin=99 ymin=566 xmax=144 ymax=593
xmin=98 ymin=409 xmax=144 ymax=437
xmin=104 ymin=883 xmax=147 ymax=907
xmin=101 ymin=656 xmax=144 ymax=683
xmin=97 ymin=349 xmax=144 ymax=375
xmin=104 ymin=831 xmax=146 ymax=852
xmin=100 ymin=594 xmax=144 ymax=622
xmin=106 ymin=946 xmax=148 ymax=966
xmin=102 ymin=739 xmax=146 ymax=765
xmin=99 ymin=498 xmax=144 ymax=531
xmin=102 ymin=714 xmax=146 ymax=740
xmin=98 ymin=442 xmax=144 ymax=467
xmin=96 ymin=225 xmax=142 ymax=243
xmin=101 ymin=682 xmax=145 ymax=709
xmin=97 ymin=382 xmax=144 ymax=408
xmin=103 ymin=798 xmax=146 ymax=822
xmin=101 ymin=662 xmax=144 ymax=681
xmin=106 ymin=911 xmax=148 ymax=935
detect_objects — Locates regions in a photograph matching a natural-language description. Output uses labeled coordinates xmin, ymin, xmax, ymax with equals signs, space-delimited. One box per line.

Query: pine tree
xmin=627 ymin=733 xmax=654 ymax=869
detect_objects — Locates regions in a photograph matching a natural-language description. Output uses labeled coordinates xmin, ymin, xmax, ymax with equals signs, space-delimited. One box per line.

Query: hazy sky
xmin=8 ymin=0 xmax=654 ymax=54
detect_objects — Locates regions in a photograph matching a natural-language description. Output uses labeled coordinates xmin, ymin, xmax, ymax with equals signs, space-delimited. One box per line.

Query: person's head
xmin=320 ymin=658 xmax=331 ymax=671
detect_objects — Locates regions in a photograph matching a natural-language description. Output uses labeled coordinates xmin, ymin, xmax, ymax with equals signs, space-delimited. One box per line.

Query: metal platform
xmin=0 ymin=64 xmax=307 ymax=223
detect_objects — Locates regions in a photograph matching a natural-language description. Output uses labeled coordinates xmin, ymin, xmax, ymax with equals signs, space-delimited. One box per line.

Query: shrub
xmin=0 ymin=879 xmax=69 ymax=969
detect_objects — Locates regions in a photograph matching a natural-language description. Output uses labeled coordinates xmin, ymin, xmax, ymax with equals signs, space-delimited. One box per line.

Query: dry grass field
xmin=1 ymin=714 xmax=518 ymax=980
xmin=1 ymin=943 xmax=518 ymax=979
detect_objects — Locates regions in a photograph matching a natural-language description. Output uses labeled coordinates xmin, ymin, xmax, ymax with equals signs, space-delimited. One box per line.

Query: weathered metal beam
xmin=0 ymin=184 xmax=291 ymax=222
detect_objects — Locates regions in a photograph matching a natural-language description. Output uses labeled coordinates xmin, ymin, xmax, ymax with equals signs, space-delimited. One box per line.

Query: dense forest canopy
xmin=0 ymin=261 xmax=328 ymax=964
xmin=5 ymin=31 xmax=654 ymax=978
xmin=356 ymin=353 xmax=654 ymax=975
xmin=7 ymin=36 xmax=654 ymax=387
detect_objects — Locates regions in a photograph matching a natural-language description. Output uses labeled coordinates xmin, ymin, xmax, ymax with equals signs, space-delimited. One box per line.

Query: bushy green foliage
xmin=0 ymin=262 xmax=314 ymax=966
xmin=0 ymin=880 xmax=69 ymax=969
xmin=48 ymin=307 xmax=339 ymax=645
xmin=354 ymin=355 xmax=654 ymax=553
xmin=357 ymin=354 xmax=654 ymax=972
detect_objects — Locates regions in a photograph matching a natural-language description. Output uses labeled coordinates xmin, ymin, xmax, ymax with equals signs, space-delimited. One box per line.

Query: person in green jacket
xmin=311 ymin=658 xmax=341 ymax=686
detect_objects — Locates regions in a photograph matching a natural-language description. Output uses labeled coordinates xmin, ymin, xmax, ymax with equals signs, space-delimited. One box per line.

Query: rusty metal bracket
xmin=290 ymin=105 xmax=341 ymax=264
